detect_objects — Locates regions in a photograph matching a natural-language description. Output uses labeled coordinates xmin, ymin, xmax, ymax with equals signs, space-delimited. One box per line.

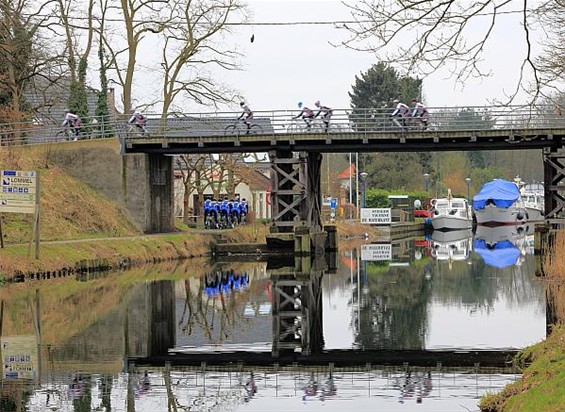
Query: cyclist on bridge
xmin=314 ymin=101 xmax=333 ymax=133
xmin=62 ymin=110 xmax=82 ymax=140
xmin=238 ymin=102 xmax=254 ymax=135
xmin=128 ymin=110 xmax=148 ymax=135
xmin=293 ymin=102 xmax=315 ymax=130
xmin=390 ymin=100 xmax=410 ymax=129
xmin=410 ymin=99 xmax=429 ymax=130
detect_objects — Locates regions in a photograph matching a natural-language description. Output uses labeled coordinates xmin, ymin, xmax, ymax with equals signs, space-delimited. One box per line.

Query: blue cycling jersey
xmin=240 ymin=201 xmax=248 ymax=214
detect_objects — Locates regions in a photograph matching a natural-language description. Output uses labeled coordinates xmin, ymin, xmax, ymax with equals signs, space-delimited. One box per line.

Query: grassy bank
xmin=0 ymin=222 xmax=278 ymax=280
xmin=479 ymin=230 xmax=565 ymax=411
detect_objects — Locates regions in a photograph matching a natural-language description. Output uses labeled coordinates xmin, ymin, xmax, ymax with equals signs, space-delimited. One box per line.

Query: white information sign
xmin=361 ymin=243 xmax=393 ymax=261
xmin=0 ymin=170 xmax=37 ymax=214
xmin=360 ymin=208 xmax=392 ymax=224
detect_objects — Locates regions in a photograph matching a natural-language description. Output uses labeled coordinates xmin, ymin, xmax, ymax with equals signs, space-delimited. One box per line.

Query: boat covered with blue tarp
xmin=472 ymin=179 xmax=526 ymax=226
xmin=472 ymin=179 xmax=520 ymax=210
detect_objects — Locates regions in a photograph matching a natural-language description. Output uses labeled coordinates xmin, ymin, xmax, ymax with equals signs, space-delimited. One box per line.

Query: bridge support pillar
xmin=267 ymin=150 xmax=326 ymax=254
xmin=543 ymin=148 xmax=565 ymax=223
xmin=147 ymin=154 xmax=174 ymax=233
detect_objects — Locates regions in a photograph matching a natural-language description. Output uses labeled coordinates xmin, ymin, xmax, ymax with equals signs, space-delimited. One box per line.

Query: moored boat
xmin=520 ymin=182 xmax=544 ymax=223
xmin=430 ymin=190 xmax=473 ymax=231
xmin=473 ymin=179 xmax=526 ymax=226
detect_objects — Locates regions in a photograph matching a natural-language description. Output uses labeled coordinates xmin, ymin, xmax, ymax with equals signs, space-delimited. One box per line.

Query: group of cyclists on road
xmin=203 ymin=196 xmax=249 ymax=229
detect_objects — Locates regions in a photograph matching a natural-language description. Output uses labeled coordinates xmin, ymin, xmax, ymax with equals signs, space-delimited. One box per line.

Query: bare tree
xmin=0 ymin=0 xmax=64 ymax=142
xmin=533 ymin=1 xmax=565 ymax=95
xmin=341 ymin=0 xmax=558 ymax=102
xmin=57 ymin=0 xmax=96 ymax=118
xmin=102 ymin=0 xmax=169 ymax=114
xmin=175 ymin=153 xmax=208 ymax=223
xmin=158 ymin=0 xmax=247 ymax=116
xmin=101 ymin=0 xmax=246 ymax=115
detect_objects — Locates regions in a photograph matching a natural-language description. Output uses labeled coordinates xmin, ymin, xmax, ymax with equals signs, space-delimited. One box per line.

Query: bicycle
xmin=224 ymin=119 xmax=263 ymax=136
xmin=286 ymin=117 xmax=324 ymax=133
xmin=128 ymin=123 xmax=149 ymax=137
xmin=56 ymin=125 xmax=80 ymax=141
xmin=390 ymin=114 xmax=429 ymax=131
xmin=204 ymin=212 xmax=218 ymax=230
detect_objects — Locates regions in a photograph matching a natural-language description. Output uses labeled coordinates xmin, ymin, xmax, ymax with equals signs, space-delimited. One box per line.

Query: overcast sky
xmin=213 ymin=0 xmax=536 ymax=113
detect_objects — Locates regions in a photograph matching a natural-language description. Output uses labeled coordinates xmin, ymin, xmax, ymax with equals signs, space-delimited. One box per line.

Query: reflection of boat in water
xmin=474 ymin=224 xmax=533 ymax=245
xmin=473 ymin=225 xmax=533 ymax=268
xmin=473 ymin=179 xmax=526 ymax=226
xmin=473 ymin=239 xmax=522 ymax=269
xmin=430 ymin=191 xmax=473 ymax=231
xmin=430 ymin=230 xmax=473 ymax=262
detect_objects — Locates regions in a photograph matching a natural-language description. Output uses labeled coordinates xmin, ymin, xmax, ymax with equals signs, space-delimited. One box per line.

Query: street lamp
xmin=423 ymin=173 xmax=430 ymax=192
xmin=465 ymin=177 xmax=471 ymax=200
xmin=360 ymin=172 xmax=368 ymax=208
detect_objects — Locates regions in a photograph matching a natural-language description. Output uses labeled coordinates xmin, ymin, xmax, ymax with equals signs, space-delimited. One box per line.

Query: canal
xmin=0 ymin=226 xmax=549 ymax=411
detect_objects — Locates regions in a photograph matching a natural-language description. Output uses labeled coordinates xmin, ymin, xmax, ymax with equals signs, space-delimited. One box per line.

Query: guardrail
xmin=2 ymin=105 xmax=565 ymax=146
xmin=119 ymin=105 xmax=565 ymax=139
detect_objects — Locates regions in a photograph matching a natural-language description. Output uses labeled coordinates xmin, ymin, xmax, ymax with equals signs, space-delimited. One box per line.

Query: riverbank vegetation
xmin=479 ymin=230 xmax=565 ymax=411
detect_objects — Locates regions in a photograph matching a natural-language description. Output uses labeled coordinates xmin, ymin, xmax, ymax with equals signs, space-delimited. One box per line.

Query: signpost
xmin=0 ymin=170 xmax=40 ymax=257
xmin=361 ymin=243 xmax=393 ymax=261
xmin=360 ymin=208 xmax=392 ymax=224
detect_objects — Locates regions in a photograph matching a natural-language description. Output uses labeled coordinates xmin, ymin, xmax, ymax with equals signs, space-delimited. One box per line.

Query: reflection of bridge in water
xmin=127 ymin=254 xmax=525 ymax=370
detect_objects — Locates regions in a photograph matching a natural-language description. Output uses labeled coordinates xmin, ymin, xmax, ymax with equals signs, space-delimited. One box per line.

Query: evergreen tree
xmin=68 ymin=57 xmax=89 ymax=120
xmin=348 ymin=63 xmax=429 ymax=189
xmin=95 ymin=44 xmax=112 ymax=137
xmin=349 ymin=62 xmax=421 ymax=132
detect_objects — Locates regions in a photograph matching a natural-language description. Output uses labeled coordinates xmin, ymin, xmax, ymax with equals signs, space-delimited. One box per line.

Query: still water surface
xmin=0 ymin=228 xmax=548 ymax=411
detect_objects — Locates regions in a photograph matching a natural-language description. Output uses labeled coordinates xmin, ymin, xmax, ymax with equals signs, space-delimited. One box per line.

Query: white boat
xmin=430 ymin=191 xmax=473 ymax=231
xmin=473 ymin=179 xmax=527 ymax=226
xmin=521 ymin=182 xmax=544 ymax=223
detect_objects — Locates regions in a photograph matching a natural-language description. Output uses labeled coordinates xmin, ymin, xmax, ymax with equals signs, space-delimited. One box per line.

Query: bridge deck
xmin=123 ymin=127 xmax=564 ymax=154
xmin=118 ymin=106 xmax=565 ymax=154
xmin=128 ymin=348 xmax=519 ymax=368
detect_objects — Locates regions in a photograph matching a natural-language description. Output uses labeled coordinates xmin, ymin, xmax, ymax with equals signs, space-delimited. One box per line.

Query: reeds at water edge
xmin=544 ymin=230 xmax=565 ymax=325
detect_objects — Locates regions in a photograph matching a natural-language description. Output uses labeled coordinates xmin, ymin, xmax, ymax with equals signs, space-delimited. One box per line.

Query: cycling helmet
xmin=240 ymin=101 xmax=245 ymax=106
xmin=298 ymin=102 xmax=303 ymax=108
xmin=393 ymin=99 xmax=399 ymax=104
xmin=315 ymin=100 xmax=320 ymax=107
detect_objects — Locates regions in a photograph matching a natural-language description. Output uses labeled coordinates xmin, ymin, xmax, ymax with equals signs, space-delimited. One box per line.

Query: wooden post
xmin=34 ymin=172 xmax=41 ymax=259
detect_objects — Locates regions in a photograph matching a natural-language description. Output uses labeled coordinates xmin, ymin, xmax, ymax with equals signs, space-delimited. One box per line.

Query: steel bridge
xmin=114 ymin=105 xmax=565 ymax=239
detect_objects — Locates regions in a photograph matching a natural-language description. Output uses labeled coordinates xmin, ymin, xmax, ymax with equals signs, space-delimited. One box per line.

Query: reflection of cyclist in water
xmin=69 ymin=374 xmax=85 ymax=399
xmin=396 ymin=370 xmax=432 ymax=404
xmin=243 ymin=372 xmax=257 ymax=402
xmin=319 ymin=372 xmax=337 ymax=402
xmin=302 ymin=373 xmax=318 ymax=402
xmin=135 ymin=370 xmax=151 ymax=398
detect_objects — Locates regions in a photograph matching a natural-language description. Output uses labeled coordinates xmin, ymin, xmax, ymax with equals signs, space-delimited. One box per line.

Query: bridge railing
xmin=116 ymin=105 xmax=565 ymax=139
xmin=2 ymin=105 xmax=565 ymax=147
xmin=0 ymin=114 xmax=116 ymax=146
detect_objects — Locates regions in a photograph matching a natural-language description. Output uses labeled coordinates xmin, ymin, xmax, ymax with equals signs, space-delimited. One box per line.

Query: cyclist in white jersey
xmin=238 ymin=102 xmax=254 ymax=134
xmin=390 ymin=99 xmax=410 ymax=129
